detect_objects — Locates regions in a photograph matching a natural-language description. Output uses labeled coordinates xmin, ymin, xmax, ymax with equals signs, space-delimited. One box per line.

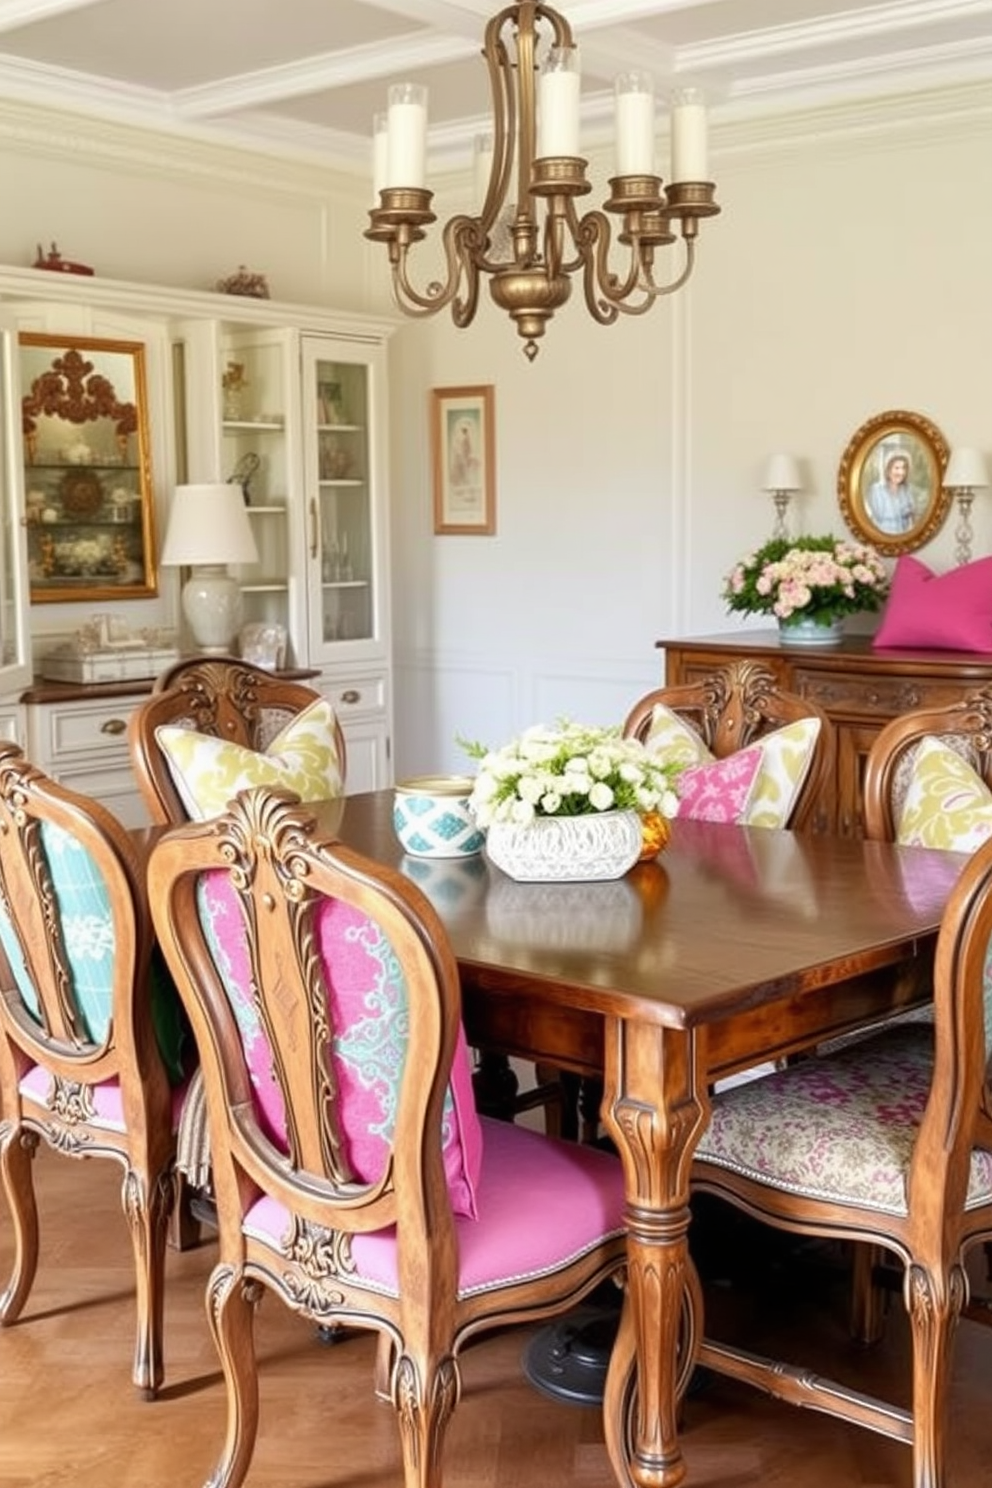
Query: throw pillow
xmin=675 ymin=748 xmax=762 ymax=824
xmin=644 ymin=703 xmax=821 ymax=830
xmin=197 ymin=869 xmax=484 ymax=1220
xmin=895 ymin=734 xmax=992 ymax=852
xmin=156 ymin=696 xmax=344 ymax=821
xmin=873 ymin=555 xmax=992 ymax=653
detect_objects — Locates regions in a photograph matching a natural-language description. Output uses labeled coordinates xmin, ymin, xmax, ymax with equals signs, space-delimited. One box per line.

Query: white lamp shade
xmin=161 ymin=483 xmax=259 ymax=653
xmin=944 ymin=447 xmax=989 ymax=491
xmin=161 ymin=483 xmax=259 ymax=567
xmin=760 ymin=454 xmax=803 ymax=493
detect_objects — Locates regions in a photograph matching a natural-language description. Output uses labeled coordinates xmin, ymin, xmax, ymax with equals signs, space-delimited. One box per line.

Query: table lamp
xmin=161 ymin=482 xmax=259 ymax=653
xmin=761 ymin=453 xmax=803 ymax=538
xmin=943 ymin=447 xmax=989 ymax=566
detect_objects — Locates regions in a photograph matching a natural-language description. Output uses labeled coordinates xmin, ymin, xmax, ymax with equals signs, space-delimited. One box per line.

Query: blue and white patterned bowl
xmin=393 ymin=775 xmax=485 ymax=858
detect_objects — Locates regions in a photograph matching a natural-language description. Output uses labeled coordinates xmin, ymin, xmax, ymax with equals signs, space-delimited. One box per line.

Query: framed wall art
xmin=20 ymin=332 xmax=158 ymax=602
xmin=837 ymin=408 xmax=949 ymax=556
xmin=431 ymin=385 xmax=496 ymax=535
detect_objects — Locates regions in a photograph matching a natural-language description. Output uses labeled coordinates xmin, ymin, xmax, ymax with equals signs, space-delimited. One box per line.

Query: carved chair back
xmin=147 ymin=785 xmax=628 ymax=1488
xmin=128 ymin=656 xmax=331 ymax=825
xmin=623 ymin=659 xmax=835 ymax=831
xmin=0 ymin=741 xmax=192 ymax=1396
xmin=863 ymin=685 xmax=992 ymax=843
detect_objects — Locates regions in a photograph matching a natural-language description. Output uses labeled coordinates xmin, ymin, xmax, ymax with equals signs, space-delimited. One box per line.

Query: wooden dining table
xmin=304 ymin=792 xmax=966 ymax=1488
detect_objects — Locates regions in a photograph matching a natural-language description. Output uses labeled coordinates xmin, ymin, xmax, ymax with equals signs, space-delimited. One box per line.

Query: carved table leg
xmin=600 ymin=1017 xmax=709 ymax=1488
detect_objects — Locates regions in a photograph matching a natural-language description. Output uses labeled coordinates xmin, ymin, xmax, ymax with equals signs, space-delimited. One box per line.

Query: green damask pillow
xmin=643 ymin=704 xmax=820 ymax=829
xmin=896 ymin=735 xmax=992 ymax=852
xmin=156 ymin=696 xmax=344 ymax=821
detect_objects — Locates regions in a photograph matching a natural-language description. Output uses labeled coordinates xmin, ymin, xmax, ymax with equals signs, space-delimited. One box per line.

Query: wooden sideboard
xmin=659 ymin=631 xmax=992 ymax=837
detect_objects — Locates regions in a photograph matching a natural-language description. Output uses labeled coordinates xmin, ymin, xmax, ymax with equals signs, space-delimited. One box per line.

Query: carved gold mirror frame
xmin=20 ymin=332 xmax=158 ymax=602
xmin=837 ymin=408 xmax=949 ymax=556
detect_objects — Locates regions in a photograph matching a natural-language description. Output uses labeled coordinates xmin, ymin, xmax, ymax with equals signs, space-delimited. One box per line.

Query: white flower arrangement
xmin=462 ymin=720 xmax=682 ymax=828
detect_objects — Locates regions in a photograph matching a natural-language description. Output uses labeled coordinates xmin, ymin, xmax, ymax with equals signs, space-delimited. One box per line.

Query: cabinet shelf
xmin=28 ymin=462 xmax=140 ymax=474
xmin=318 ymin=479 xmax=364 ymax=489
xmin=321 ymin=579 xmax=368 ymax=591
xmin=221 ymin=418 xmax=284 ymax=432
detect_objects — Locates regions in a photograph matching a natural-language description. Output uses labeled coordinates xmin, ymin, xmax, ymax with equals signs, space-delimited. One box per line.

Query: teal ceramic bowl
xmin=393 ymin=775 xmax=485 ymax=858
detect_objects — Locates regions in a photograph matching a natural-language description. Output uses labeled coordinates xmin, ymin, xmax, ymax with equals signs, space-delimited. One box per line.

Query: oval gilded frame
xmin=837 ymin=408 xmax=949 ymax=556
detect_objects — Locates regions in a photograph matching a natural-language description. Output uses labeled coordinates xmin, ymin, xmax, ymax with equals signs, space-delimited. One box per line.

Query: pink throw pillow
xmin=873 ymin=555 xmax=992 ymax=653
xmin=196 ymin=870 xmax=483 ymax=1219
xmin=675 ymin=747 xmax=762 ymax=824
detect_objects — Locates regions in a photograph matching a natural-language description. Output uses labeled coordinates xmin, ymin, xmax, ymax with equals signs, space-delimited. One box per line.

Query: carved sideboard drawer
xmin=789 ymin=669 xmax=969 ymax=719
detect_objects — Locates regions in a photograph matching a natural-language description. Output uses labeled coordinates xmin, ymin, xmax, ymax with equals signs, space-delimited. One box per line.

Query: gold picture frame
xmin=837 ymin=408 xmax=949 ymax=556
xmin=20 ymin=332 xmax=158 ymax=602
xmin=431 ymin=385 xmax=496 ymax=535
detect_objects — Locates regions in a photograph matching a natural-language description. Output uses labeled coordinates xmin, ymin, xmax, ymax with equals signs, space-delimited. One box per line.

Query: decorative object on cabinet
xmin=215 ymin=264 xmax=270 ymax=299
xmin=942 ymin=446 xmax=989 ymax=566
xmin=760 ymin=453 xmax=802 ymax=538
xmin=431 ymin=385 xmax=496 ymax=535
xmin=160 ymin=482 xmax=259 ymax=654
xmin=238 ymin=620 xmax=286 ymax=671
xmin=31 ymin=241 xmax=93 ymax=276
xmin=40 ymin=613 xmax=179 ymax=684
xmin=20 ymin=333 xmax=158 ymax=601
xmin=723 ymin=534 xmax=889 ymax=643
xmin=366 ymin=4 xmax=719 ymax=360
xmin=872 ymin=554 xmax=992 ymax=653
xmin=837 ymin=408 xmax=949 ymax=555
xmin=659 ymin=631 xmax=992 ymax=838
xmin=227 ymin=450 xmax=259 ymax=503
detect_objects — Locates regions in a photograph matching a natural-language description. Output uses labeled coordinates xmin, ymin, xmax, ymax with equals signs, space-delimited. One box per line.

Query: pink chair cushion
xmin=873 ymin=555 xmax=992 ymax=652
xmin=243 ymin=1116 xmax=626 ymax=1297
xmin=675 ymin=747 xmax=762 ymax=823
xmin=20 ymin=1063 xmax=190 ymax=1131
xmin=197 ymin=870 xmax=484 ymax=1220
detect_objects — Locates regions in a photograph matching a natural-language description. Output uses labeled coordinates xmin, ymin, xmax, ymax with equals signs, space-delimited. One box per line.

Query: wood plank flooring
xmin=1 ymin=1146 xmax=991 ymax=1487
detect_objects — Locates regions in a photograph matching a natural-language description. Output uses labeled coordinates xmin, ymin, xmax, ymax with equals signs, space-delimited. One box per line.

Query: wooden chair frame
xmin=623 ymin=658 xmax=835 ymax=833
xmin=0 ymin=742 xmax=188 ymax=1396
xmin=148 ymin=786 xmax=628 ymax=1488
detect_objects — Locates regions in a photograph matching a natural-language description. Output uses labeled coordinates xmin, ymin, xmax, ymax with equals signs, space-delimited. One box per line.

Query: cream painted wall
xmin=0 ymin=90 xmax=989 ymax=778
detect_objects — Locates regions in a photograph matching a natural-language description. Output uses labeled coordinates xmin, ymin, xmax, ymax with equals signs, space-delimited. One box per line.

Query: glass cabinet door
xmin=0 ymin=320 xmax=33 ymax=694
xmin=303 ymin=338 xmax=385 ymax=660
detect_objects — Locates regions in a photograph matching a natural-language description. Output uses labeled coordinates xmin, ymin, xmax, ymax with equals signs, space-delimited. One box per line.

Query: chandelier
xmin=365 ymin=1 xmax=720 ymax=360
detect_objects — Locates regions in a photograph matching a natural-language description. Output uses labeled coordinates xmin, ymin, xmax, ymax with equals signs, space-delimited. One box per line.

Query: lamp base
xmin=181 ymin=564 xmax=243 ymax=654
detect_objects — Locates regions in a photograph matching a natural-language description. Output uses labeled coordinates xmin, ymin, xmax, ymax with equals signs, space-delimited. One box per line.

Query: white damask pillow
xmin=156 ymin=696 xmax=344 ymax=821
xmin=896 ymin=735 xmax=992 ymax=852
xmin=643 ymin=703 xmax=820 ymax=830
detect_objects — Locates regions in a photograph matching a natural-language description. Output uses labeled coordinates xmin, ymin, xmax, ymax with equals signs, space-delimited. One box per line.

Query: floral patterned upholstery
xmin=697 ymin=1024 xmax=992 ymax=1215
xmin=197 ymin=868 xmax=484 ymax=1218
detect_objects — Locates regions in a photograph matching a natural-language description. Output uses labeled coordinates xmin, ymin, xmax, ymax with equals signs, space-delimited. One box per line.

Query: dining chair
xmin=147 ymin=784 xmax=629 ymax=1488
xmin=688 ymin=824 xmax=992 ymax=1488
xmin=0 ymin=742 xmax=196 ymax=1397
xmin=127 ymin=655 xmax=340 ymax=827
xmin=623 ymin=657 xmax=834 ymax=833
xmin=847 ymin=684 xmax=992 ymax=1342
xmin=128 ymin=654 xmax=346 ymax=1237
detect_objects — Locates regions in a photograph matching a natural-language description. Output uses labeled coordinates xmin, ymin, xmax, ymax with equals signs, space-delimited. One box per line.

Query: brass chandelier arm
xmin=388 ymin=213 xmax=485 ymax=319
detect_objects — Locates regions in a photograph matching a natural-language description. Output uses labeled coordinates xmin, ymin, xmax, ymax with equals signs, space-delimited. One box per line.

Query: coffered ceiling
xmin=0 ymin=0 xmax=989 ymax=173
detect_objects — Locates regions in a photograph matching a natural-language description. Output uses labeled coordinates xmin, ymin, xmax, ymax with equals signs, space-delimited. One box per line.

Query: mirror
xmin=19 ymin=332 xmax=158 ymax=602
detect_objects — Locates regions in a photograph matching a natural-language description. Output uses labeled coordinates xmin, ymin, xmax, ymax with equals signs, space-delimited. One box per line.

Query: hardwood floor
xmin=2 ymin=1147 xmax=991 ymax=1487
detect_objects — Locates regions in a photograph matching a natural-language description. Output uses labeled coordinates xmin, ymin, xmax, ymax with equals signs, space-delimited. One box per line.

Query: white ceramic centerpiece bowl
xmin=393 ymin=775 xmax=485 ymax=858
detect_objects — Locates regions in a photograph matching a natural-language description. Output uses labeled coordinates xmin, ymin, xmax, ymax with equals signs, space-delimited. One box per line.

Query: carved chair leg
xmin=207 ymin=1264 xmax=263 ymax=1488
xmin=393 ymin=1350 xmax=460 ymax=1488
xmin=374 ymin=1332 xmax=395 ymax=1401
xmin=0 ymin=1125 xmax=40 ymax=1324
xmin=907 ymin=1260 xmax=965 ymax=1488
xmin=122 ymin=1165 xmax=173 ymax=1398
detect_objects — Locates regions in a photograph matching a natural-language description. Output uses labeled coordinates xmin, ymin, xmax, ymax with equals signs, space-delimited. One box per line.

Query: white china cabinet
xmin=0 ymin=267 xmax=396 ymax=808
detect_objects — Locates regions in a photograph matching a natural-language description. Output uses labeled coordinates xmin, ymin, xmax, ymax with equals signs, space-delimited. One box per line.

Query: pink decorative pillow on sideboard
xmin=873 ymin=555 xmax=992 ymax=653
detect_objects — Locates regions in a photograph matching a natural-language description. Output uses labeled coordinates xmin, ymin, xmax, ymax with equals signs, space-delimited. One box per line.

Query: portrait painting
xmin=431 ymin=385 xmax=496 ymax=535
xmin=837 ymin=409 xmax=949 ymax=555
